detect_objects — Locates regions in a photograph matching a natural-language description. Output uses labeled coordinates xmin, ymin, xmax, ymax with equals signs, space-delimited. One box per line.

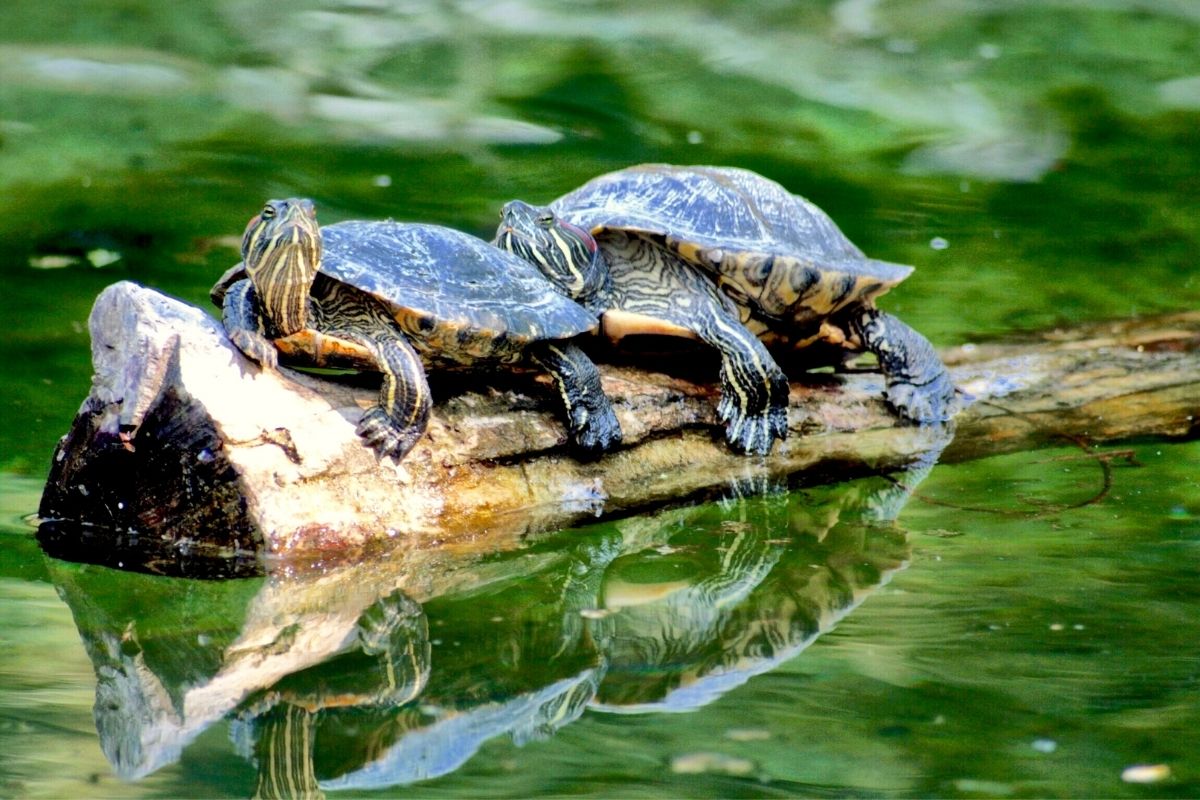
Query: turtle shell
xmin=212 ymin=220 xmax=598 ymax=359
xmin=318 ymin=221 xmax=596 ymax=347
xmin=550 ymin=164 xmax=913 ymax=323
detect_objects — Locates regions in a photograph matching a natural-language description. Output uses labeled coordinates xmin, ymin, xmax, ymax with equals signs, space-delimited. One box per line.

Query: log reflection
xmin=46 ymin=469 xmax=924 ymax=793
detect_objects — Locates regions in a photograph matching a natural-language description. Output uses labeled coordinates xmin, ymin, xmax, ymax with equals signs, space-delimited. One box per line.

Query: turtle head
xmin=241 ymin=198 xmax=321 ymax=336
xmin=494 ymin=200 xmax=609 ymax=308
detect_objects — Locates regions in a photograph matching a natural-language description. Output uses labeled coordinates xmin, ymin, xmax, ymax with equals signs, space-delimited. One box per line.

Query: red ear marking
xmin=558 ymin=218 xmax=598 ymax=254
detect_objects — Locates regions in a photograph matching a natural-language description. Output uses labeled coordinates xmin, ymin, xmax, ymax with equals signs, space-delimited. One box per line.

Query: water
xmin=2 ymin=1 xmax=1200 ymax=796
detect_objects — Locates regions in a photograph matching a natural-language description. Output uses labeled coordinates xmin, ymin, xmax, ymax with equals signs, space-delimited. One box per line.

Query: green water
xmin=2 ymin=1 xmax=1200 ymax=796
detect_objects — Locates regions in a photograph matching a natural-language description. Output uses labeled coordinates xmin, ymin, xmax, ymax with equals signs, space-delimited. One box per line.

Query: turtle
xmin=495 ymin=201 xmax=791 ymax=456
xmin=494 ymin=164 xmax=958 ymax=452
xmin=211 ymin=198 xmax=622 ymax=461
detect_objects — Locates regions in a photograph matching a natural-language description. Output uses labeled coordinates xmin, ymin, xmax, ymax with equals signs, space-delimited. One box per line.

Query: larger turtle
xmin=495 ymin=164 xmax=958 ymax=453
xmin=212 ymin=198 xmax=622 ymax=461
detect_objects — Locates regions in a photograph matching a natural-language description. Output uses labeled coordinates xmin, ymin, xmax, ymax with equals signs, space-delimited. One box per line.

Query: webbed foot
xmin=568 ymin=397 xmax=623 ymax=456
xmin=851 ymin=308 xmax=959 ymax=424
xmin=228 ymin=327 xmax=279 ymax=370
xmin=716 ymin=363 xmax=789 ymax=455
xmin=222 ymin=278 xmax=280 ymax=369
xmin=357 ymin=406 xmax=424 ymax=461
xmin=530 ymin=341 xmax=623 ymax=457
xmin=885 ymin=369 xmax=959 ymax=423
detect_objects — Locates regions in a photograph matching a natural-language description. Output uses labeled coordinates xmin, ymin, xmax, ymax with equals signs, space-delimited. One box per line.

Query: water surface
xmin=2 ymin=1 xmax=1199 ymax=796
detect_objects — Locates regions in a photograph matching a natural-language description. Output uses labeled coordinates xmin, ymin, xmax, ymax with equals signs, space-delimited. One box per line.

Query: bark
xmin=37 ymin=281 xmax=1200 ymax=563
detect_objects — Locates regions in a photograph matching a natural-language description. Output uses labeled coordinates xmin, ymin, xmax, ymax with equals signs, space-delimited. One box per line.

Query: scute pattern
xmin=553 ymin=164 xmax=864 ymax=264
xmin=318 ymin=221 xmax=597 ymax=347
xmin=533 ymin=164 xmax=959 ymax=427
xmin=551 ymin=165 xmax=914 ymax=321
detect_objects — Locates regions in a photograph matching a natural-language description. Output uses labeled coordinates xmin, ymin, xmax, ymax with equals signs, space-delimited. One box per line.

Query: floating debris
xmin=670 ymin=751 xmax=756 ymax=776
xmin=87 ymin=248 xmax=122 ymax=268
xmin=28 ymin=255 xmax=79 ymax=270
xmin=1158 ymin=75 xmax=1200 ymax=110
xmin=578 ymin=608 xmax=612 ymax=620
xmin=19 ymin=54 xmax=190 ymax=93
xmin=952 ymin=779 xmax=1014 ymax=796
xmin=310 ymin=94 xmax=562 ymax=145
xmin=1121 ymin=764 xmax=1170 ymax=784
xmin=725 ymin=728 xmax=771 ymax=742
xmin=930 ymin=236 xmax=949 ymax=251
xmin=1031 ymin=738 xmax=1057 ymax=754
xmin=886 ymin=38 xmax=918 ymax=54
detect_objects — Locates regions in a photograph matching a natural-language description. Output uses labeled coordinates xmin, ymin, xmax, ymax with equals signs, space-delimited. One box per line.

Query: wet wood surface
xmin=37 ymin=281 xmax=1200 ymax=562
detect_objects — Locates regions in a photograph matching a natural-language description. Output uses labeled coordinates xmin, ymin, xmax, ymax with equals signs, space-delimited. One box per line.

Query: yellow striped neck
xmin=495 ymin=200 xmax=610 ymax=309
xmin=242 ymin=199 xmax=321 ymax=337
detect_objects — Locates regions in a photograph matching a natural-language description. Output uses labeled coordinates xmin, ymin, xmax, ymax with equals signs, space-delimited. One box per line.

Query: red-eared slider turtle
xmin=496 ymin=202 xmax=789 ymax=456
xmin=212 ymin=199 xmax=622 ymax=461
xmin=495 ymin=165 xmax=958 ymax=448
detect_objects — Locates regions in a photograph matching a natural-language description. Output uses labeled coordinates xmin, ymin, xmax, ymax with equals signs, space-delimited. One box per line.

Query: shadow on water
xmin=42 ymin=470 xmax=921 ymax=796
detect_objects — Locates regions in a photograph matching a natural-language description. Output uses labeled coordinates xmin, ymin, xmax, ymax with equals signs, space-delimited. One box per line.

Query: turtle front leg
xmin=221 ymin=278 xmax=279 ymax=369
xmin=699 ymin=311 xmax=791 ymax=455
xmin=849 ymin=307 xmax=958 ymax=423
xmin=603 ymin=236 xmax=789 ymax=455
xmin=528 ymin=341 xmax=623 ymax=456
xmin=328 ymin=325 xmax=432 ymax=461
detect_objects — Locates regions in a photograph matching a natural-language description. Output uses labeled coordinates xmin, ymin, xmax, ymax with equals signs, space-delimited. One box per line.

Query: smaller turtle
xmin=212 ymin=198 xmax=622 ymax=461
xmin=496 ymin=165 xmax=957 ymax=445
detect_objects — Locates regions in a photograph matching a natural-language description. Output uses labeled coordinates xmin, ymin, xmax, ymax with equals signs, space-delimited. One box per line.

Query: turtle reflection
xmin=234 ymin=476 xmax=914 ymax=793
xmin=48 ymin=465 xmax=929 ymax=794
xmin=589 ymin=483 xmax=910 ymax=714
xmin=239 ymin=532 xmax=624 ymax=793
xmin=228 ymin=588 xmax=431 ymax=798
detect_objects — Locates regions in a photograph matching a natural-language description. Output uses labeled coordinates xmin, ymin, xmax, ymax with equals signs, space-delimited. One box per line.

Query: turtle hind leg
xmin=850 ymin=307 xmax=959 ymax=423
xmin=529 ymin=341 xmax=622 ymax=456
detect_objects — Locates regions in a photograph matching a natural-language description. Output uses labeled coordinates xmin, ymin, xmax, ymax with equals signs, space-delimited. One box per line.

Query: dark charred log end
xmin=37 ymin=384 xmax=263 ymax=575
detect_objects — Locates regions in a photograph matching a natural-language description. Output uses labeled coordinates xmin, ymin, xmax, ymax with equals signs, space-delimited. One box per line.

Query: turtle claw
xmin=885 ymin=370 xmax=960 ymax=424
xmin=717 ymin=371 xmax=789 ymax=456
xmin=724 ymin=414 xmax=773 ymax=455
xmin=229 ymin=328 xmax=279 ymax=370
xmin=357 ymin=406 xmax=422 ymax=461
xmin=721 ymin=405 xmax=788 ymax=455
xmin=569 ymin=401 xmax=623 ymax=457
xmin=528 ymin=341 xmax=622 ymax=457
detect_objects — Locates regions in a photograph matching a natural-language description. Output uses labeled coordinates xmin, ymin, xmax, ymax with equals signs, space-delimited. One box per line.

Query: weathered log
xmin=37 ymin=281 xmax=1200 ymax=564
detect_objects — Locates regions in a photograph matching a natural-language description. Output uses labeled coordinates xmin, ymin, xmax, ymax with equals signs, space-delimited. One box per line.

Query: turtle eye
xmin=536 ymin=212 xmax=554 ymax=227
xmin=260 ymin=204 xmax=277 ymax=220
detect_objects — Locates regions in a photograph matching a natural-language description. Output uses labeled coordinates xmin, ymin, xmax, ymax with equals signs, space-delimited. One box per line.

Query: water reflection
xmin=46 ymin=471 xmax=924 ymax=794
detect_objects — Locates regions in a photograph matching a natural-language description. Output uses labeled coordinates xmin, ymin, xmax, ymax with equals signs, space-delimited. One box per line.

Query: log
xmin=36 ymin=281 xmax=1200 ymax=566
